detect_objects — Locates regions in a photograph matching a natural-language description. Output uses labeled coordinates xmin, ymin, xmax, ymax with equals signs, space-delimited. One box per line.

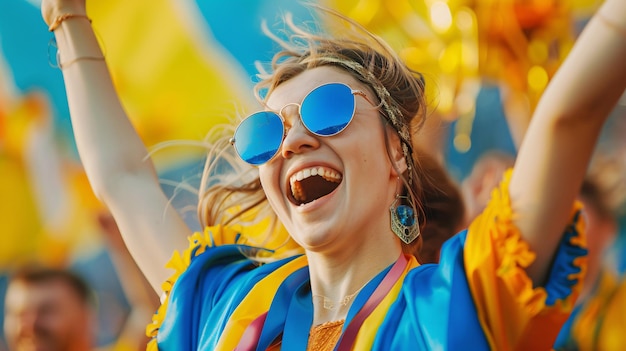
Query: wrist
xmin=598 ymin=0 xmax=626 ymax=25
xmin=42 ymin=3 xmax=86 ymax=29
xmin=48 ymin=13 xmax=91 ymax=32
xmin=595 ymin=4 xmax=626 ymax=40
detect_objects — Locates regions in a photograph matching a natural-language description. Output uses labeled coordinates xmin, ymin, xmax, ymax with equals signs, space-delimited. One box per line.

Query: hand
xmin=41 ymin=0 xmax=86 ymax=28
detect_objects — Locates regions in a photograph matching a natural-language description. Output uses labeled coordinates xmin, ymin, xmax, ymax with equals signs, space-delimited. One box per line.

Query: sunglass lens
xmin=233 ymin=112 xmax=283 ymax=165
xmin=300 ymin=83 xmax=355 ymax=136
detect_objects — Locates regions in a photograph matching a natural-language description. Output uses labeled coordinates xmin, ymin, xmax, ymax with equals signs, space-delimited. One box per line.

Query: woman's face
xmin=258 ymin=66 xmax=402 ymax=255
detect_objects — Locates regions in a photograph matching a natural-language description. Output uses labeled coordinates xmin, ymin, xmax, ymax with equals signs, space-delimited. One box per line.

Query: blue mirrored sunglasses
xmin=230 ymin=82 xmax=375 ymax=166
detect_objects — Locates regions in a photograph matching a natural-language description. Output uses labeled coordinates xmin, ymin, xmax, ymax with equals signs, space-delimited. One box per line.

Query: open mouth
xmin=289 ymin=166 xmax=342 ymax=206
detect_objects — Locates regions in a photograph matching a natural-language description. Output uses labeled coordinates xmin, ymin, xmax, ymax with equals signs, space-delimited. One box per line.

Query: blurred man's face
xmin=3 ymin=280 xmax=92 ymax=351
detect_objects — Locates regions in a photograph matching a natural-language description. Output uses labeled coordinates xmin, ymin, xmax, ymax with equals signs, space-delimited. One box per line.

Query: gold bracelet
xmin=596 ymin=12 xmax=626 ymax=39
xmin=48 ymin=14 xmax=91 ymax=32
xmin=59 ymin=56 xmax=105 ymax=69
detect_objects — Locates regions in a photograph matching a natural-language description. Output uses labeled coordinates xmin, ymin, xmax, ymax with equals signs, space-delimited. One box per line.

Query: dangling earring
xmin=390 ymin=195 xmax=420 ymax=244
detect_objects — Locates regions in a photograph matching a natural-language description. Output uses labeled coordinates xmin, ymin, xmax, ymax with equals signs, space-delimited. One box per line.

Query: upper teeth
xmin=289 ymin=166 xmax=342 ymax=201
xmin=290 ymin=166 xmax=342 ymax=185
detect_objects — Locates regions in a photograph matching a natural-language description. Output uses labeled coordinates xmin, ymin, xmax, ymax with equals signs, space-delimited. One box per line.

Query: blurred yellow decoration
xmin=0 ymin=156 xmax=42 ymax=267
xmin=528 ymin=39 xmax=549 ymax=64
xmin=0 ymin=91 xmax=55 ymax=266
xmin=87 ymin=0 xmax=253 ymax=169
xmin=0 ymin=88 xmax=106 ymax=268
xmin=430 ymin=1 xmax=454 ymax=33
xmin=475 ymin=0 xmax=575 ymax=105
xmin=528 ymin=65 xmax=549 ymax=92
xmin=453 ymin=132 xmax=472 ymax=153
xmin=322 ymin=0 xmax=480 ymax=121
xmin=322 ymin=0 xmax=597 ymax=152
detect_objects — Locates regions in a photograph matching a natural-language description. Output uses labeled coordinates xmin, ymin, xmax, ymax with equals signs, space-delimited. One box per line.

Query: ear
xmin=388 ymin=128 xmax=408 ymax=177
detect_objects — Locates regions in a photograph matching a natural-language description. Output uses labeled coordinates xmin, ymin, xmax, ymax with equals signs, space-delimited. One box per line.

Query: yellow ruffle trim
xmin=144 ymin=226 xmax=224 ymax=351
xmin=145 ymin=219 xmax=303 ymax=350
xmin=464 ymin=169 xmax=587 ymax=351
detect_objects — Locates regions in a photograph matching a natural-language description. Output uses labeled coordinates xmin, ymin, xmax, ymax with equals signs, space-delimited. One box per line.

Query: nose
xmin=279 ymin=104 xmax=320 ymax=159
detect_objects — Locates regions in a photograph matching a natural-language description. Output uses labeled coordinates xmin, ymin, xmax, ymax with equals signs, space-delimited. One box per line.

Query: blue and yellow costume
xmin=554 ymin=234 xmax=626 ymax=350
xmin=147 ymin=172 xmax=587 ymax=350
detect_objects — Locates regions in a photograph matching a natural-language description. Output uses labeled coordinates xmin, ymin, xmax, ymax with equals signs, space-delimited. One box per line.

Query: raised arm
xmin=510 ymin=0 xmax=626 ymax=285
xmin=41 ymin=0 xmax=190 ymax=292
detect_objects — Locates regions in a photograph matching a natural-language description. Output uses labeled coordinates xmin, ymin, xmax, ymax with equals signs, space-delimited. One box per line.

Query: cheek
xmin=353 ymin=136 xmax=391 ymax=170
xmin=258 ymin=165 xmax=282 ymax=205
xmin=258 ymin=166 xmax=274 ymax=190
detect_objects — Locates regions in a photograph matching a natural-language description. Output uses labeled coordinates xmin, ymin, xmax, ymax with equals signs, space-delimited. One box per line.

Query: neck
xmin=306 ymin=235 xmax=402 ymax=324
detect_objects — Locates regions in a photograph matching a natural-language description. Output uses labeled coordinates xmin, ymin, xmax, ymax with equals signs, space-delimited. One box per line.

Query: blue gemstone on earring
xmin=395 ymin=205 xmax=415 ymax=227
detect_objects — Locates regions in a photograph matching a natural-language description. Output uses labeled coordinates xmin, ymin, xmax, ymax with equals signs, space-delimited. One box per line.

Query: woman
xmin=40 ymin=0 xmax=626 ymax=349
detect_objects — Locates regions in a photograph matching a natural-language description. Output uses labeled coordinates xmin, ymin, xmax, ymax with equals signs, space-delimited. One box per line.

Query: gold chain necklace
xmin=312 ymin=282 xmax=368 ymax=310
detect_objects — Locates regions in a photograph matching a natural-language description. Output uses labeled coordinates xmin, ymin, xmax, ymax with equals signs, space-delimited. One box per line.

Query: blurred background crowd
xmin=1 ymin=0 xmax=624 ymax=350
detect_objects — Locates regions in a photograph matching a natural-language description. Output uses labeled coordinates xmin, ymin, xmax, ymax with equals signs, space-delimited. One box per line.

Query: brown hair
xmin=8 ymin=266 xmax=94 ymax=306
xmin=197 ymin=7 xmax=429 ymax=258
xmin=416 ymin=151 xmax=466 ymax=263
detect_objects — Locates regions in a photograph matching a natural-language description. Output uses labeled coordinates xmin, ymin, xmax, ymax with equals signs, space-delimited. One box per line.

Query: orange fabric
xmin=307 ymin=320 xmax=345 ymax=351
xmin=568 ymin=270 xmax=626 ymax=350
